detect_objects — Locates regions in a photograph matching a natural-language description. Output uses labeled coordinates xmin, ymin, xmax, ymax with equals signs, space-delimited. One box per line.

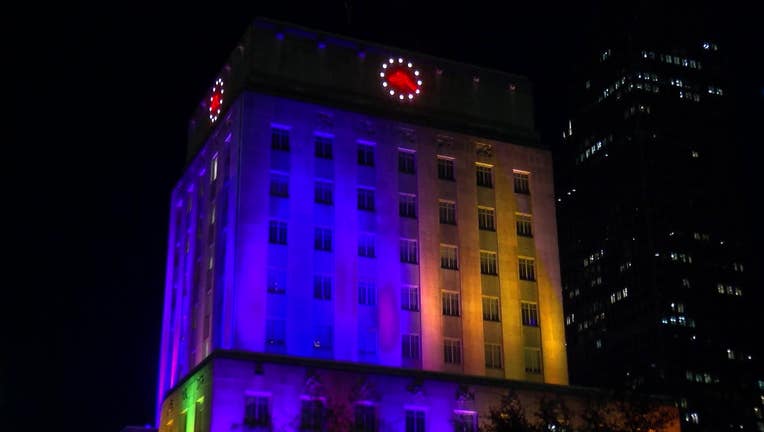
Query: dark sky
xmin=8 ymin=2 xmax=761 ymax=431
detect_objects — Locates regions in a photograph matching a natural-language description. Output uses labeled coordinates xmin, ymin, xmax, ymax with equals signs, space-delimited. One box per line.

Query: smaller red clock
xmin=380 ymin=58 xmax=422 ymax=102
xmin=209 ymin=78 xmax=224 ymax=123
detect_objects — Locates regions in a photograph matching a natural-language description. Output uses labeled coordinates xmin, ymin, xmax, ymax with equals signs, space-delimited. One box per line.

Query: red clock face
xmin=380 ymin=58 xmax=422 ymax=101
xmin=209 ymin=78 xmax=224 ymax=123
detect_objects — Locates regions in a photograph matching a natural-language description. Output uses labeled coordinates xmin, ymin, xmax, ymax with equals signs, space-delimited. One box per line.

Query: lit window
xmin=524 ymin=348 xmax=542 ymax=374
xmin=440 ymin=245 xmax=459 ymax=270
xmin=314 ymin=180 xmax=333 ymax=204
xmin=478 ymin=207 xmax=496 ymax=231
xmin=444 ymin=338 xmax=462 ymax=364
xmin=313 ymin=275 xmax=332 ymax=300
xmin=402 ymin=334 xmax=420 ymax=360
xmin=516 ymin=213 xmax=533 ymax=237
xmin=438 ymin=156 xmax=455 ymax=180
xmin=401 ymin=286 xmax=420 ymax=311
xmin=482 ymin=296 xmax=500 ymax=321
xmin=485 ymin=343 xmax=502 ymax=368
xmin=519 ymin=258 xmax=536 ymax=281
xmin=300 ymin=399 xmax=325 ymax=430
xmin=399 ymin=193 xmax=417 ymax=218
xmin=513 ymin=171 xmax=530 ymax=194
xmin=442 ymin=291 xmax=460 ymax=316
xmin=358 ymin=143 xmax=375 ymax=166
xmin=354 ymin=404 xmax=377 ymax=432
xmin=405 ymin=409 xmax=425 ymax=432
xmin=476 ymin=164 xmax=494 ymax=188
xmin=358 ymin=281 xmax=377 ymax=306
xmin=358 ymin=233 xmax=376 ymax=258
xmin=270 ymin=173 xmax=289 ymax=197
xmin=271 ymin=128 xmax=290 ymax=151
xmin=358 ymin=188 xmax=375 ymax=211
xmin=268 ymin=220 xmax=287 ymax=244
xmin=521 ymin=302 xmax=539 ymax=326
xmin=480 ymin=251 xmax=498 ymax=275
xmin=400 ymin=239 xmax=418 ymax=264
xmin=314 ymin=227 xmax=332 ymax=251
xmin=439 ymin=200 xmax=457 ymax=225
xmin=244 ymin=395 xmax=270 ymax=428
xmin=314 ymin=135 xmax=333 ymax=159
xmin=399 ymin=150 xmax=416 ymax=174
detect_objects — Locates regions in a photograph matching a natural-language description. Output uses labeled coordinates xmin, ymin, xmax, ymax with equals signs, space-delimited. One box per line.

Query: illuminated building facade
xmin=154 ymin=19 xmax=676 ymax=432
xmin=556 ymin=5 xmax=762 ymax=432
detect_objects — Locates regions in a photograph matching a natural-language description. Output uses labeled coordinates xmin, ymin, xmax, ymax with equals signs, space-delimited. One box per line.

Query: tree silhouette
xmin=480 ymin=390 xmax=534 ymax=432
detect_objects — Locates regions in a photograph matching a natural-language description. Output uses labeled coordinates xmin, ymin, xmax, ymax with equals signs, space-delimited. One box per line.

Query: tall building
xmin=556 ymin=4 xmax=763 ymax=432
xmin=154 ymin=18 xmax=677 ymax=432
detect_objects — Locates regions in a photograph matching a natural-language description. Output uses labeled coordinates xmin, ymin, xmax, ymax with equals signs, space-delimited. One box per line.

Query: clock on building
xmin=379 ymin=57 xmax=422 ymax=101
xmin=208 ymin=78 xmax=224 ymax=123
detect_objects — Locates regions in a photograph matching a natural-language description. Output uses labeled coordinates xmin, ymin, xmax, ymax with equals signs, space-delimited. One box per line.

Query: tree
xmin=481 ymin=390 xmax=534 ymax=432
xmin=535 ymin=394 xmax=572 ymax=432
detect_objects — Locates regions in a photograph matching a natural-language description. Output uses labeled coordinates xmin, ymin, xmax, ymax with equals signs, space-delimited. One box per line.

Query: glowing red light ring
xmin=209 ymin=78 xmax=224 ymax=123
xmin=379 ymin=57 xmax=422 ymax=102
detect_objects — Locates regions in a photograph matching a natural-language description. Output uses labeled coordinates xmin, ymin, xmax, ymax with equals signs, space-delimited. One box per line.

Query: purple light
xmin=317 ymin=41 xmax=326 ymax=49
xmin=357 ymin=50 xmax=366 ymax=59
xmin=275 ymin=32 xmax=284 ymax=40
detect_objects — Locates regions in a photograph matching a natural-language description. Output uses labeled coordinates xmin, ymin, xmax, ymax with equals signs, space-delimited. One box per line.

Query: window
xmin=358 ymin=233 xmax=376 ymax=258
xmin=485 ymin=344 xmax=502 ymax=369
xmin=244 ymin=395 xmax=270 ymax=428
xmin=524 ymin=348 xmax=542 ymax=374
xmin=314 ymin=181 xmax=333 ymax=204
xmin=454 ymin=412 xmax=477 ymax=432
xmin=358 ymin=188 xmax=375 ymax=211
xmin=314 ymin=228 xmax=332 ymax=251
xmin=439 ymin=200 xmax=456 ymax=225
xmin=399 ymin=194 xmax=417 ymax=218
xmin=400 ymin=239 xmax=418 ymax=264
xmin=399 ymin=150 xmax=416 ymax=174
xmin=513 ymin=171 xmax=530 ymax=194
xmin=358 ymin=143 xmax=375 ymax=166
xmin=402 ymin=286 xmax=420 ymax=311
xmin=271 ymin=127 xmax=290 ymax=151
xmin=440 ymin=245 xmax=459 ymax=270
xmin=478 ymin=207 xmax=495 ymax=231
xmin=438 ymin=157 xmax=455 ymax=180
xmin=270 ymin=173 xmax=289 ymax=197
xmin=402 ymin=334 xmax=420 ymax=360
xmin=521 ymin=302 xmax=539 ymax=326
xmin=358 ymin=281 xmax=376 ymax=306
xmin=354 ymin=404 xmax=377 ymax=432
xmin=480 ymin=251 xmax=498 ymax=275
xmin=516 ymin=214 xmax=532 ymax=237
xmin=519 ymin=258 xmax=536 ymax=281
xmin=406 ymin=409 xmax=425 ymax=432
xmin=314 ymin=135 xmax=333 ymax=159
xmin=444 ymin=338 xmax=462 ymax=364
xmin=482 ymin=296 xmax=500 ymax=321
xmin=265 ymin=319 xmax=285 ymax=347
xmin=442 ymin=291 xmax=460 ymax=316
xmin=313 ymin=325 xmax=333 ymax=350
xmin=476 ymin=164 xmax=493 ymax=188
xmin=269 ymin=221 xmax=287 ymax=244
xmin=313 ymin=275 xmax=332 ymax=300
xmin=300 ymin=399 xmax=325 ymax=431
xmin=267 ymin=268 xmax=286 ymax=294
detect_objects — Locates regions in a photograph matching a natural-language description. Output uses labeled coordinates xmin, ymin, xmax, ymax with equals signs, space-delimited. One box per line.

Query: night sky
xmin=8 ymin=2 xmax=762 ymax=431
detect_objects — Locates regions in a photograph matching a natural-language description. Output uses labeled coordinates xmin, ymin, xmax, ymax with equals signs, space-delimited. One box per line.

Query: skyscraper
xmin=154 ymin=18 xmax=678 ymax=432
xmin=556 ymin=4 xmax=762 ymax=431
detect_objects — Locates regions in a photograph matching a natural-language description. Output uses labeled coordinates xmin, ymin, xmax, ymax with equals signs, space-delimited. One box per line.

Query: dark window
xmin=521 ymin=302 xmax=539 ymax=326
xmin=244 ymin=396 xmax=270 ymax=428
xmin=476 ymin=165 xmax=493 ymax=188
xmin=516 ymin=214 xmax=533 ymax=237
xmin=358 ymin=144 xmax=375 ymax=166
xmin=358 ymin=234 xmax=376 ymax=258
xmin=401 ymin=286 xmax=420 ymax=311
xmin=440 ymin=245 xmax=459 ymax=270
xmin=358 ymin=188 xmax=375 ymax=211
xmin=438 ymin=157 xmax=455 ymax=180
xmin=271 ymin=128 xmax=290 ymax=151
xmin=405 ymin=409 xmax=425 ymax=432
xmin=454 ymin=412 xmax=477 ymax=432
xmin=482 ymin=296 xmax=500 ymax=321
xmin=439 ymin=200 xmax=456 ymax=225
xmin=485 ymin=344 xmax=502 ymax=369
xmin=519 ymin=258 xmax=536 ymax=281
xmin=314 ymin=136 xmax=333 ymax=159
xmin=314 ymin=228 xmax=332 ymax=251
xmin=399 ymin=151 xmax=416 ymax=174
xmin=402 ymin=334 xmax=420 ymax=360
xmin=354 ymin=405 xmax=377 ymax=432
xmin=265 ymin=319 xmax=285 ymax=347
xmin=267 ymin=268 xmax=286 ymax=294
xmin=514 ymin=171 xmax=530 ymax=194
xmin=314 ymin=181 xmax=334 ymax=204
xmin=313 ymin=325 xmax=333 ymax=350
xmin=300 ymin=399 xmax=325 ymax=431
xmin=268 ymin=221 xmax=287 ymax=244
xmin=524 ymin=348 xmax=542 ymax=374
xmin=400 ymin=239 xmax=418 ymax=264
xmin=358 ymin=281 xmax=376 ymax=306
xmin=313 ymin=275 xmax=332 ymax=300
xmin=480 ymin=251 xmax=498 ymax=275
xmin=442 ymin=291 xmax=460 ymax=316
xmin=444 ymin=338 xmax=462 ymax=364
xmin=399 ymin=194 xmax=417 ymax=218
xmin=270 ymin=173 xmax=289 ymax=197
xmin=478 ymin=207 xmax=495 ymax=231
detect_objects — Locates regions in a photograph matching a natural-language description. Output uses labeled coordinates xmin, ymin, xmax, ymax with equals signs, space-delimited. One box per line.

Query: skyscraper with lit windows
xmin=154 ymin=18 xmax=677 ymax=432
